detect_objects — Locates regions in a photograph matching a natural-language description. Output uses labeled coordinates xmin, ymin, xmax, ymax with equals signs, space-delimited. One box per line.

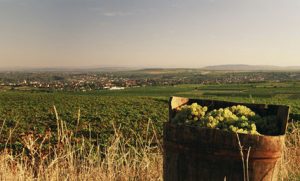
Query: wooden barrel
xmin=163 ymin=97 xmax=289 ymax=181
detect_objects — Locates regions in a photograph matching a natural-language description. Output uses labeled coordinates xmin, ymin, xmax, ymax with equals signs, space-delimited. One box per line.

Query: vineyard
xmin=0 ymin=82 xmax=299 ymax=180
xmin=1 ymin=82 xmax=300 ymax=146
xmin=0 ymin=93 xmax=167 ymax=148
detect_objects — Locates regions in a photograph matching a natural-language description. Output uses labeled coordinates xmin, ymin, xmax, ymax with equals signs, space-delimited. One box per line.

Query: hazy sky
xmin=1 ymin=0 xmax=300 ymax=68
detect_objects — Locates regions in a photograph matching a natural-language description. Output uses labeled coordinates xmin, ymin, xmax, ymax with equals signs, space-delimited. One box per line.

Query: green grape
xmin=172 ymin=103 xmax=208 ymax=125
xmin=230 ymin=105 xmax=256 ymax=118
xmin=173 ymin=103 xmax=277 ymax=136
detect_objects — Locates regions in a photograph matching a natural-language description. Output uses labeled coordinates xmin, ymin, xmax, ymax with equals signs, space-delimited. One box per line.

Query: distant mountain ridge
xmin=1 ymin=64 xmax=300 ymax=72
xmin=202 ymin=64 xmax=300 ymax=71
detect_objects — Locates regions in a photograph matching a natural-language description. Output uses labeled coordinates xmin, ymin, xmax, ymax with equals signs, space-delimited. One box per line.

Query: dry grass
xmin=279 ymin=121 xmax=300 ymax=181
xmin=0 ymin=116 xmax=299 ymax=180
xmin=0 ymin=114 xmax=163 ymax=181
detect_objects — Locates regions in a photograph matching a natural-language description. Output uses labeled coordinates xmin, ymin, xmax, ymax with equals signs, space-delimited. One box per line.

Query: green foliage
xmin=0 ymin=81 xmax=300 ymax=146
xmin=0 ymin=91 xmax=168 ymax=146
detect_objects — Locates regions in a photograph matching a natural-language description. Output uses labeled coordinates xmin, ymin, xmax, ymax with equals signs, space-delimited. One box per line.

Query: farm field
xmin=0 ymin=82 xmax=299 ymax=180
xmin=1 ymin=82 xmax=300 ymax=145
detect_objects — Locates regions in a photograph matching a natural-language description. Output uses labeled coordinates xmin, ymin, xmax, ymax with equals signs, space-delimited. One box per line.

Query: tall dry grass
xmin=0 ymin=111 xmax=299 ymax=180
xmin=279 ymin=120 xmax=300 ymax=181
xmin=0 ymin=109 xmax=163 ymax=181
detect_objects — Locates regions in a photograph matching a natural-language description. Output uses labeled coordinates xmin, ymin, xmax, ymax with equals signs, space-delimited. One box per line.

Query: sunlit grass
xmin=0 ymin=111 xmax=299 ymax=180
xmin=0 ymin=115 xmax=163 ymax=181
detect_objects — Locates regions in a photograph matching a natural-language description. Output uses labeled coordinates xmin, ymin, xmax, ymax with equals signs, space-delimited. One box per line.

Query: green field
xmin=1 ymin=82 xmax=300 ymax=146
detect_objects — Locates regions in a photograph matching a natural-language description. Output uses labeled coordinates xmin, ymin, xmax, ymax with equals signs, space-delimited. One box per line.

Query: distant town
xmin=1 ymin=69 xmax=300 ymax=92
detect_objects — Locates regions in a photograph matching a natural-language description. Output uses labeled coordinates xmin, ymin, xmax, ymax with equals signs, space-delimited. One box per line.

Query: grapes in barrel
xmin=172 ymin=103 xmax=275 ymax=135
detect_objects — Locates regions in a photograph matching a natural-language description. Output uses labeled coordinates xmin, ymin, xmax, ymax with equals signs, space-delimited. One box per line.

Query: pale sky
xmin=0 ymin=0 xmax=300 ymax=68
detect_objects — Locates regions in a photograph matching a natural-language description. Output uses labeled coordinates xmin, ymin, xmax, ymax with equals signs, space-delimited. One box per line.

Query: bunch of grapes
xmin=172 ymin=103 xmax=208 ymax=125
xmin=200 ymin=108 xmax=238 ymax=128
xmin=172 ymin=104 xmax=261 ymax=135
xmin=219 ymin=115 xmax=259 ymax=135
xmin=230 ymin=105 xmax=256 ymax=117
xmin=201 ymin=106 xmax=259 ymax=135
